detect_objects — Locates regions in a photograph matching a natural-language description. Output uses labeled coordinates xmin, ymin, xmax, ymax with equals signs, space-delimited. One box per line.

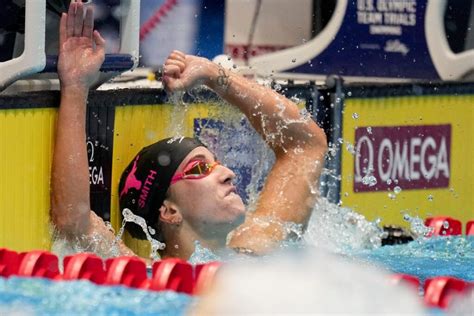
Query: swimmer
xmin=51 ymin=0 xmax=327 ymax=260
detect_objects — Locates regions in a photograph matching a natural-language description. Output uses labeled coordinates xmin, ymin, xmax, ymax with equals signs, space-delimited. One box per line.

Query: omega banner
xmin=340 ymin=88 xmax=474 ymax=228
xmin=354 ymin=124 xmax=451 ymax=192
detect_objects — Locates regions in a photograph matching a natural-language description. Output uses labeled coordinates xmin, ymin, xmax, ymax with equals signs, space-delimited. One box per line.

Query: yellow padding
xmin=111 ymin=103 xmax=219 ymax=257
xmin=0 ymin=108 xmax=56 ymax=251
xmin=341 ymin=95 xmax=474 ymax=229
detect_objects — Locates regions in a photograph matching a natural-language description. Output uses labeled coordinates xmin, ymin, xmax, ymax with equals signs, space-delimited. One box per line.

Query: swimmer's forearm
xmin=205 ymin=64 xmax=326 ymax=154
xmin=51 ymin=86 xmax=91 ymax=235
xmin=53 ymin=86 xmax=136 ymax=257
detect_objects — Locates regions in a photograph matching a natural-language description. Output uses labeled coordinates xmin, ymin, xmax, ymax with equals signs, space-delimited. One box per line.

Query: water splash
xmin=403 ymin=213 xmax=433 ymax=238
xmin=188 ymin=241 xmax=220 ymax=265
xmin=51 ymin=223 xmax=123 ymax=265
xmin=122 ymin=208 xmax=165 ymax=260
xmin=166 ymin=91 xmax=188 ymax=138
xmin=303 ymin=197 xmax=385 ymax=253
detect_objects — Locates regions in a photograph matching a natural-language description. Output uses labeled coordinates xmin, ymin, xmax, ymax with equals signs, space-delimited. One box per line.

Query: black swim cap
xmin=118 ymin=137 xmax=205 ymax=240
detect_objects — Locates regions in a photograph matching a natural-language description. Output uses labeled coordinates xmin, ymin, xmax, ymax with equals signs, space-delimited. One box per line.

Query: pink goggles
xmin=170 ymin=160 xmax=220 ymax=185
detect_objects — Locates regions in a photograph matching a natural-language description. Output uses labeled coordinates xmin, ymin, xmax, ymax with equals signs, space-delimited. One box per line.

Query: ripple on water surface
xmin=357 ymin=236 xmax=474 ymax=282
xmin=0 ymin=277 xmax=195 ymax=316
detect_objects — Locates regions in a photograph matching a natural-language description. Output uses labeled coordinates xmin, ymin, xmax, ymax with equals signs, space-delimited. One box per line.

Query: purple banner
xmin=354 ymin=125 xmax=451 ymax=192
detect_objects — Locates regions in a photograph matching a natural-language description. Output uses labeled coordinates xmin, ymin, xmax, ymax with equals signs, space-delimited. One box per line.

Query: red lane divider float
xmin=466 ymin=221 xmax=474 ymax=236
xmin=17 ymin=250 xmax=60 ymax=279
xmin=390 ymin=273 xmax=420 ymax=290
xmin=194 ymin=261 xmax=221 ymax=295
xmin=151 ymin=258 xmax=193 ymax=293
xmin=105 ymin=256 xmax=149 ymax=289
xmin=424 ymin=276 xmax=473 ymax=309
xmin=424 ymin=217 xmax=462 ymax=237
xmin=0 ymin=248 xmax=221 ymax=295
xmin=63 ymin=253 xmax=106 ymax=285
xmin=0 ymin=248 xmax=21 ymax=277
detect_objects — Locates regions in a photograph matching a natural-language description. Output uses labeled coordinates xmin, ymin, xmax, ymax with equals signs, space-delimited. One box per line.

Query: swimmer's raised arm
xmin=51 ymin=1 xmax=134 ymax=257
xmin=164 ymin=51 xmax=327 ymax=254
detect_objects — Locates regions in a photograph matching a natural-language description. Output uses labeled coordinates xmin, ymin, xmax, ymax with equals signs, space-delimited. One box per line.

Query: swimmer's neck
xmin=160 ymin=221 xmax=226 ymax=260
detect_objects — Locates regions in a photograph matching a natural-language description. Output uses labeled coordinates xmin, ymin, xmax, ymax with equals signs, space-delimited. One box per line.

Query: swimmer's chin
xmin=227 ymin=207 xmax=245 ymax=229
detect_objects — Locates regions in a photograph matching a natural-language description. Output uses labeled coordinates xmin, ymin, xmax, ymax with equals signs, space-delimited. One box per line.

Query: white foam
xmin=193 ymin=249 xmax=426 ymax=315
xmin=447 ymin=288 xmax=474 ymax=315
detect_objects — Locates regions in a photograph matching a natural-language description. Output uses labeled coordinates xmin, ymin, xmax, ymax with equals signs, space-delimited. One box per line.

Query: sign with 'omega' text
xmin=354 ymin=124 xmax=451 ymax=192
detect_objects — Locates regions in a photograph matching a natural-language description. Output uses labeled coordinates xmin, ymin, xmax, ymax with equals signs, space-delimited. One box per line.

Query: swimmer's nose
xmin=218 ymin=164 xmax=236 ymax=184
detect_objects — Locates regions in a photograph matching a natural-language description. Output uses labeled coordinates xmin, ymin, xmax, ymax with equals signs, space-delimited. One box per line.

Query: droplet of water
xmin=394 ymin=186 xmax=402 ymax=194
xmin=443 ymin=220 xmax=450 ymax=229
xmin=345 ymin=143 xmax=356 ymax=155
xmin=352 ymin=113 xmax=359 ymax=119
xmin=148 ymin=226 xmax=156 ymax=235
xmin=158 ymin=152 xmax=171 ymax=166
xmin=427 ymin=194 xmax=434 ymax=201
xmin=362 ymin=175 xmax=377 ymax=186
xmin=366 ymin=127 xmax=372 ymax=134
xmin=386 ymin=179 xmax=392 ymax=185
xmin=388 ymin=193 xmax=396 ymax=200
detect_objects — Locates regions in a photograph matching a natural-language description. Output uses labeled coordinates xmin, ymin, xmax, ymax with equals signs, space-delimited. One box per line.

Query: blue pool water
xmin=357 ymin=236 xmax=474 ymax=282
xmin=0 ymin=277 xmax=195 ymax=316
xmin=0 ymin=237 xmax=472 ymax=315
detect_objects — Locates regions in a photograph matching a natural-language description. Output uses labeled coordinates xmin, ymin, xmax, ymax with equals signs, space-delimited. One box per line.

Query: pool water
xmin=0 ymin=277 xmax=195 ymax=316
xmin=357 ymin=236 xmax=474 ymax=282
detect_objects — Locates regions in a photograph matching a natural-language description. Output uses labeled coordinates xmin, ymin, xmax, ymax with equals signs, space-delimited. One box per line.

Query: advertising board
xmin=341 ymin=93 xmax=474 ymax=229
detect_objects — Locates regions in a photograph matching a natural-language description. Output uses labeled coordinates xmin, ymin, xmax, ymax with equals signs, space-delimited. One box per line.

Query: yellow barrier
xmin=0 ymin=108 xmax=56 ymax=251
xmin=341 ymin=94 xmax=474 ymax=230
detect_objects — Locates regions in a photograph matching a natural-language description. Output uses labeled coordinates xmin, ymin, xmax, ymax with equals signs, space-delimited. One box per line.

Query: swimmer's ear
xmin=159 ymin=201 xmax=182 ymax=225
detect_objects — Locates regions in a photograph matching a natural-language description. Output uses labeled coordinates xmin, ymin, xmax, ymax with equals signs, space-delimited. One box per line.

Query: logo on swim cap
xmin=119 ymin=155 xmax=142 ymax=198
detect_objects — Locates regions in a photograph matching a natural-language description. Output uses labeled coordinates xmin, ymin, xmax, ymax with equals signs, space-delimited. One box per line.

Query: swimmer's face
xmin=167 ymin=147 xmax=245 ymax=236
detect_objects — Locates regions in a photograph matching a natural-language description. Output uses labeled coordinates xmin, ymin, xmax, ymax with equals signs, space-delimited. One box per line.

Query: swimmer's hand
xmin=163 ymin=50 xmax=216 ymax=92
xmin=58 ymin=0 xmax=105 ymax=89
